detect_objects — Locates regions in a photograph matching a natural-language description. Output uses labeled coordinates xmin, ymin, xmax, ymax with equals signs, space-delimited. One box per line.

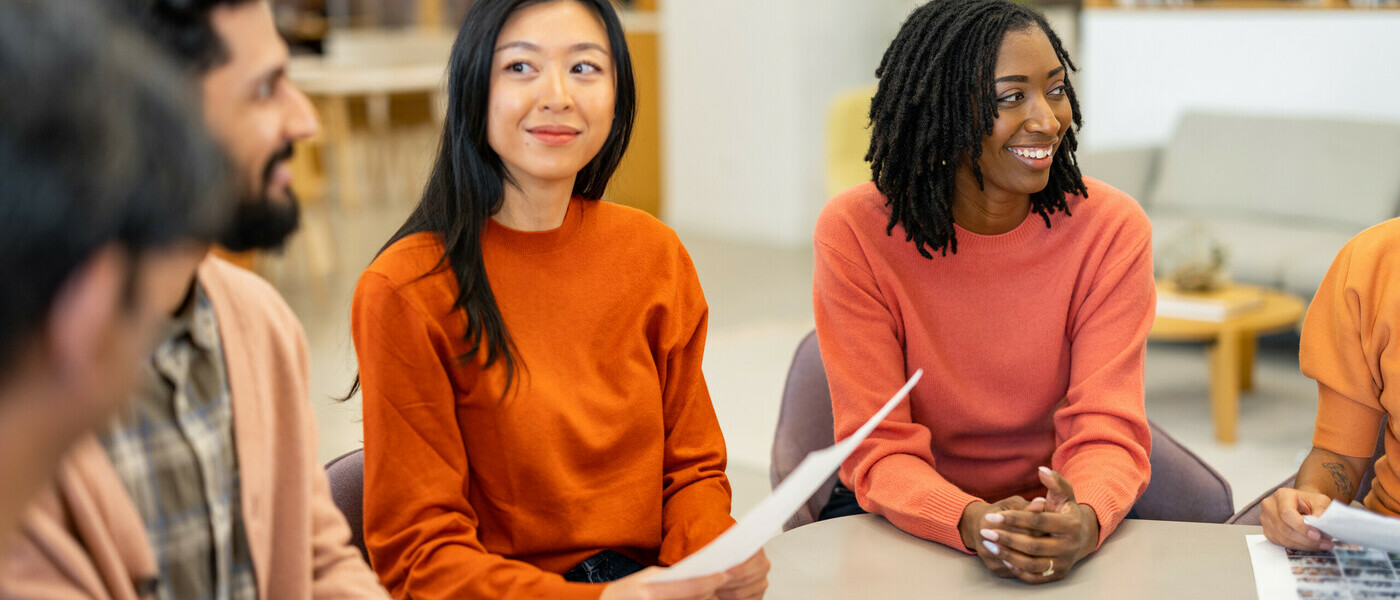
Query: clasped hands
xmin=958 ymin=466 xmax=1099 ymax=584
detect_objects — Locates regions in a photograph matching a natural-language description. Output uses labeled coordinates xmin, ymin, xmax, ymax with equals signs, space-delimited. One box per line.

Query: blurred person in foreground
xmin=0 ymin=0 xmax=228 ymax=550
xmin=1262 ymin=219 xmax=1400 ymax=550
xmin=2 ymin=0 xmax=388 ymax=597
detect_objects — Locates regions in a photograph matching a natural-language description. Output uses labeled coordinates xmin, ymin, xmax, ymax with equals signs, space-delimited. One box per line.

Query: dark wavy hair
xmin=0 ymin=0 xmax=231 ymax=371
xmin=350 ymin=0 xmax=636 ymax=398
xmin=105 ymin=0 xmax=256 ymax=73
xmin=869 ymin=0 xmax=1086 ymax=258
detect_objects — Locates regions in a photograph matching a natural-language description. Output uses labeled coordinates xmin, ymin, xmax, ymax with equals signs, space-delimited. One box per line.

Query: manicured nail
xmin=1003 ymin=560 xmax=1016 ymax=571
xmin=1308 ymin=530 xmax=1320 ymax=540
xmin=981 ymin=528 xmax=999 ymax=542
xmin=1039 ymin=466 xmax=1053 ymax=476
xmin=985 ymin=513 xmax=1005 ymax=524
xmin=983 ymin=540 xmax=1000 ymax=555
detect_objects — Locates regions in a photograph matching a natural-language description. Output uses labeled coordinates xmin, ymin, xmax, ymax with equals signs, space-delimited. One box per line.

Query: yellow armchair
xmin=825 ymin=83 xmax=878 ymax=199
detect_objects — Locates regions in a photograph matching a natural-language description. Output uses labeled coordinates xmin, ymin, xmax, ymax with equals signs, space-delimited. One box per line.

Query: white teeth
xmin=1011 ymin=147 xmax=1052 ymax=159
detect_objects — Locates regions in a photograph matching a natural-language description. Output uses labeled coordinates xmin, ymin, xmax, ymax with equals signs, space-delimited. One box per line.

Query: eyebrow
xmin=495 ymin=41 xmax=610 ymax=54
xmin=994 ymin=66 xmax=1066 ymax=84
xmin=254 ymin=64 xmax=285 ymax=88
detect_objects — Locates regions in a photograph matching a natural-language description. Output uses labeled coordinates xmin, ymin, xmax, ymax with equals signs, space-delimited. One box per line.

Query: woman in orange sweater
xmin=349 ymin=1 xmax=767 ymax=599
xmin=814 ymin=0 xmax=1153 ymax=584
xmin=1261 ymin=219 xmax=1400 ymax=550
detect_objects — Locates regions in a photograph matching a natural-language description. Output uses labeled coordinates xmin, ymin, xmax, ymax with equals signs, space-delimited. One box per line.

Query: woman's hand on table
xmin=1261 ymin=488 xmax=1335 ymax=551
xmin=960 ymin=496 xmax=1032 ymax=579
xmin=976 ymin=467 xmax=1100 ymax=584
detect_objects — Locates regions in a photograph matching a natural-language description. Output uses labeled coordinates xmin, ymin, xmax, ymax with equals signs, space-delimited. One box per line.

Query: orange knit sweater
xmin=351 ymin=199 xmax=734 ymax=600
xmin=813 ymin=178 xmax=1154 ymax=552
xmin=1301 ymin=217 xmax=1400 ymax=516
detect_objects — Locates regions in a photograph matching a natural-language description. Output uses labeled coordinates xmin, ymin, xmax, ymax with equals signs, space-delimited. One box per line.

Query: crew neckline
xmin=484 ymin=197 xmax=586 ymax=255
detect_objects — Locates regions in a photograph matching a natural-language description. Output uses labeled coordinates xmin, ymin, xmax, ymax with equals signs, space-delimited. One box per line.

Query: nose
xmin=283 ymin=82 xmax=321 ymax=141
xmin=1023 ymin=93 xmax=1060 ymax=136
xmin=539 ymin=67 xmax=573 ymax=113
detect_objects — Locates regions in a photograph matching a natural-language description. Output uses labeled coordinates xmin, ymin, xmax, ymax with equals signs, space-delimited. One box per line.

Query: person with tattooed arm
xmin=1261 ymin=219 xmax=1400 ymax=550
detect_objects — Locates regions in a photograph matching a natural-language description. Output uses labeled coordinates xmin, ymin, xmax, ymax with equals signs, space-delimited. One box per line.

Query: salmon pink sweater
xmin=813 ymin=178 xmax=1154 ymax=551
xmin=352 ymin=199 xmax=734 ymax=600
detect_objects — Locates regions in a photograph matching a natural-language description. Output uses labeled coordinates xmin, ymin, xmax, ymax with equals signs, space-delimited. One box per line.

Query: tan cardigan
xmin=0 ymin=256 xmax=387 ymax=600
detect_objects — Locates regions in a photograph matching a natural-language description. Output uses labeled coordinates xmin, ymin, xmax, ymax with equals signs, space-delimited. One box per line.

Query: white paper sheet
xmin=1246 ymin=534 xmax=1298 ymax=600
xmin=1305 ymin=501 xmax=1400 ymax=554
xmin=651 ymin=369 xmax=924 ymax=583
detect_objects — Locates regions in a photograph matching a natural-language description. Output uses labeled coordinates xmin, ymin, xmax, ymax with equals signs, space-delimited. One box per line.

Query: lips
xmin=1006 ymin=143 xmax=1056 ymax=170
xmin=528 ymin=124 xmax=580 ymax=146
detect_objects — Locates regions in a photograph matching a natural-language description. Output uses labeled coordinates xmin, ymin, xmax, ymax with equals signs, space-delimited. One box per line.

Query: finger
xmin=992 ymin=509 xmax=1081 ymax=536
xmin=1261 ymin=502 xmax=1327 ymax=551
xmin=994 ymin=496 xmax=1031 ymax=511
xmin=983 ymin=527 xmax=1074 ymax=559
xmin=983 ymin=536 xmax=1059 ymax=581
xmin=644 ymin=573 xmax=727 ymax=600
xmin=722 ymin=551 xmax=769 ymax=586
xmin=976 ymin=540 xmax=1016 ymax=578
xmin=716 ymin=577 xmax=768 ymax=600
xmin=1038 ymin=467 xmax=1076 ymax=512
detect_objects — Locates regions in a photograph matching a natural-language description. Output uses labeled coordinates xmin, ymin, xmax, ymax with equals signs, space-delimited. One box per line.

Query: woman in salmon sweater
xmin=814 ymin=0 xmax=1154 ymax=584
xmin=349 ymin=1 xmax=767 ymax=599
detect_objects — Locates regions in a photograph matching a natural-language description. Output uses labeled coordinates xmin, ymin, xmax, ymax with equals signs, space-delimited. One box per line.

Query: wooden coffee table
xmin=1149 ymin=284 xmax=1306 ymax=444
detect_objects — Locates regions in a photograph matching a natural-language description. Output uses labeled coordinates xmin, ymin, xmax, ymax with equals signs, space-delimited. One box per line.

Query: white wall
xmin=1079 ymin=10 xmax=1400 ymax=151
xmin=660 ymin=0 xmax=910 ymax=246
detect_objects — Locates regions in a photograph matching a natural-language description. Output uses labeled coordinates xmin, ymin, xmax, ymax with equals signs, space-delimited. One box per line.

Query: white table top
xmin=763 ymin=514 xmax=1264 ymax=599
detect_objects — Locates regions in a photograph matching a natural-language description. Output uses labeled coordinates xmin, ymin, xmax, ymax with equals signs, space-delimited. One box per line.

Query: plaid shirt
xmin=100 ymin=283 xmax=257 ymax=600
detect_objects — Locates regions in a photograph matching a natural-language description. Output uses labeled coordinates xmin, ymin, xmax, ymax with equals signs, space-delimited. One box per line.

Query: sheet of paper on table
xmin=651 ymin=369 xmax=924 ymax=583
xmin=1304 ymin=501 xmax=1400 ymax=553
xmin=1246 ymin=535 xmax=1298 ymax=600
xmin=1247 ymin=533 xmax=1400 ymax=600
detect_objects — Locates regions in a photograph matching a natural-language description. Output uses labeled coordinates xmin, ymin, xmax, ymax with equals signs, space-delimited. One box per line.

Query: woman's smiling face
xmin=487 ymin=0 xmax=616 ymax=191
xmin=968 ymin=26 xmax=1072 ymax=203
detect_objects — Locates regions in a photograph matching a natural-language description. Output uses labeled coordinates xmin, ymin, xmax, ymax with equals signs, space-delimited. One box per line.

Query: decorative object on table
xmin=1162 ymin=220 xmax=1228 ymax=293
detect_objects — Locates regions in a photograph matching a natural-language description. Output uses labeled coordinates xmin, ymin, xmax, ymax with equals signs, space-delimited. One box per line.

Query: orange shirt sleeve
xmin=352 ymin=272 xmax=600 ymax=600
xmin=655 ymin=249 xmax=736 ymax=566
xmin=1301 ymin=240 xmax=1387 ymax=458
xmin=1053 ymin=229 xmax=1154 ymax=547
xmin=813 ymin=233 xmax=981 ymax=552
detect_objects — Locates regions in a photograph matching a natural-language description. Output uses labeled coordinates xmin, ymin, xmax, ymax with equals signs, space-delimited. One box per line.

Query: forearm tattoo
xmin=1322 ymin=462 xmax=1355 ymax=499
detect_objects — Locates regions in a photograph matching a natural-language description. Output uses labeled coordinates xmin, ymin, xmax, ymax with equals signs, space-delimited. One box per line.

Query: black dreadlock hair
xmin=868 ymin=0 xmax=1087 ymax=259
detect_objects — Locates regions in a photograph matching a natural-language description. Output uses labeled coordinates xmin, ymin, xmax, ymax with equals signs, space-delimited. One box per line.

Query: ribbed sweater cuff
xmin=1073 ymin=484 xmax=1130 ymax=548
xmin=917 ymin=485 xmax=981 ymax=553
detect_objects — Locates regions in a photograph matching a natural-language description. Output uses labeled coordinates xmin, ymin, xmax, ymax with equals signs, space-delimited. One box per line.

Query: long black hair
xmin=367 ymin=0 xmax=636 ymax=396
xmin=869 ymin=0 xmax=1086 ymax=259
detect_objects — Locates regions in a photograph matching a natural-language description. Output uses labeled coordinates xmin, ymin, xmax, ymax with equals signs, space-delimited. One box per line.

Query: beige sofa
xmin=1080 ymin=112 xmax=1400 ymax=301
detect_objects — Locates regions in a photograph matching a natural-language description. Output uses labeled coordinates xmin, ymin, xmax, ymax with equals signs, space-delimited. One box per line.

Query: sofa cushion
xmin=1147 ymin=113 xmax=1400 ymax=231
xmin=1150 ymin=212 xmax=1356 ymax=301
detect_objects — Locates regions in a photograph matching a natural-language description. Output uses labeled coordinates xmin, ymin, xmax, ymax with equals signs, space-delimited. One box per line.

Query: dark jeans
xmin=818 ymin=481 xmax=1142 ymax=522
xmin=562 ymin=550 xmax=645 ymax=584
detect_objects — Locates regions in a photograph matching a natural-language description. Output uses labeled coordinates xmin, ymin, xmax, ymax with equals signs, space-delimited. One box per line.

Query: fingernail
xmin=1039 ymin=466 xmax=1053 ymax=476
xmin=1003 ymin=560 xmax=1016 ymax=571
xmin=983 ymin=541 xmax=1000 ymax=555
xmin=981 ymin=528 xmax=999 ymax=542
xmin=1308 ymin=530 xmax=1320 ymax=540
xmin=985 ymin=513 xmax=1005 ymax=524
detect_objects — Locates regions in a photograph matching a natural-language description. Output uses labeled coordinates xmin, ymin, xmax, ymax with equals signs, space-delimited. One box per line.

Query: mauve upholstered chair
xmin=771 ymin=330 xmax=1235 ymax=531
xmin=1229 ymin=418 xmax=1388 ymax=525
xmin=325 ymin=447 xmax=370 ymax=564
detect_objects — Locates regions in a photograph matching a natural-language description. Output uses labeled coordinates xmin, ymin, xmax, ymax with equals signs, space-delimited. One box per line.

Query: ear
xmin=45 ymin=245 xmax=127 ymax=385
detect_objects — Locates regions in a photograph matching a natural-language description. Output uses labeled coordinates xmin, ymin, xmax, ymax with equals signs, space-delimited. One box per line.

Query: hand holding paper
xmin=651 ymin=369 xmax=925 ymax=583
xmin=1303 ymin=501 xmax=1400 ymax=553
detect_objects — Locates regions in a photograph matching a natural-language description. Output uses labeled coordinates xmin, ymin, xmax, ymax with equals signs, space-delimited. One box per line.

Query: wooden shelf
xmin=1085 ymin=0 xmax=1398 ymax=8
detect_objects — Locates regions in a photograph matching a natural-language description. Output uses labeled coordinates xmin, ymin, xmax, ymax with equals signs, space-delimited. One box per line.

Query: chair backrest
xmin=771 ymin=331 xmax=839 ymax=531
xmin=825 ymin=84 xmax=877 ymax=199
xmin=772 ymin=329 xmax=1236 ymax=528
xmin=1229 ymin=417 xmax=1388 ymax=525
xmin=324 ymin=447 xmax=370 ymax=565
xmin=1137 ymin=422 xmax=1234 ymax=523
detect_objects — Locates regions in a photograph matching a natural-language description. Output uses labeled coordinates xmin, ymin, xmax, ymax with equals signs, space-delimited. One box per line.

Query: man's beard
xmin=218 ymin=143 xmax=301 ymax=252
